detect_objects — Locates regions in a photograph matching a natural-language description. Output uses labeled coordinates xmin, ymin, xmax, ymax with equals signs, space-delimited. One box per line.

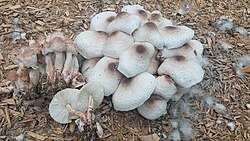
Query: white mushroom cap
xmin=148 ymin=11 xmax=172 ymax=28
xmin=49 ymin=88 xmax=80 ymax=124
xmin=153 ymin=75 xmax=177 ymax=101
xmin=89 ymin=11 xmax=116 ymax=32
xmin=118 ymin=42 xmax=155 ymax=78
xmin=88 ymin=57 xmax=123 ymax=96
xmin=158 ymin=56 xmax=204 ymax=88
xmin=81 ymin=57 xmax=101 ymax=81
xmin=74 ymin=31 xmax=108 ymax=59
xmin=137 ymin=95 xmax=167 ymax=120
xmin=106 ymin=12 xmax=141 ymax=35
xmin=133 ymin=22 xmax=164 ymax=50
xmin=102 ymin=31 xmax=134 ymax=58
xmin=146 ymin=50 xmax=160 ymax=74
xmin=160 ymin=26 xmax=194 ymax=49
xmin=112 ymin=72 xmax=157 ymax=111
xmin=49 ymin=82 xmax=104 ymax=124
xmin=121 ymin=5 xmax=149 ymax=24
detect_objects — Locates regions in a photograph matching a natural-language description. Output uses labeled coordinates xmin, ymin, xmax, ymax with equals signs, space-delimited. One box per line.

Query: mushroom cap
xmin=74 ymin=31 xmax=108 ymax=59
xmin=89 ymin=11 xmax=117 ymax=32
xmin=19 ymin=47 xmax=37 ymax=68
xmin=121 ymin=5 xmax=149 ymax=24
xmin=106 ymin=12 xmax=141 ymax=35
xmin=51 ymin=37 xmax=66 ymax=52
xmin=81 ymin=57 xmax=101 ymax=81
xmin=160 ymin=26 xmax=194 ymax=49
xmin=102 ymin=31 xmax=134 ymax=58
xmin=118 ymin=42 xmax=155 ymax=78
xmin=64 ymin=38 xmax=77 ymax=55
xmin=133 ymin=22 xmax=164 ymax=50
xmin=88 ymin=57 xmax=123 ymax=96
xmin=49 ymin=88 xmax=80 ymax=124
xmin=35 ymin=34 xmax=46 ymax=45
xmin=148 ymin=11 xmax=172 ymax=28
xmin=153 ymin=75 xmax=177 ymax=101
xmin=46 ymin=32 xmax=64 ymax=42
xmin=7 ymin=70 xmax=18 ymax=82
xmin=41 ymin=42 xmax=53 ymax=55
xmin=112 ymin=72 xmax=157 ymax=111
xmin=146 ymin=50 xmax=160 ymax=74
xmin=158 ymin=56 xmax=204 ymax=88
xmin=137 ymin=95 xmax=167 ymax=120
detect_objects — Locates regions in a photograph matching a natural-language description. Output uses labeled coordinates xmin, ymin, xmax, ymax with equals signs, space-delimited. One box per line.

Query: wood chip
xmin=243 ymin=64 xmax=250 ymax=73
xmin=27 ymin=131 xmax=46 ymax=141
xmin=139 ymin=134 xmax=160 ymax=141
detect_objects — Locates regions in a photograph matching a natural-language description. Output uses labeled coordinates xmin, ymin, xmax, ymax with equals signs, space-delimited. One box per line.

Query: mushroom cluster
xmin=74 ymin=5 xmax=206 ymax=120
xmin=9 ymin=32 xmax=83 ymax=94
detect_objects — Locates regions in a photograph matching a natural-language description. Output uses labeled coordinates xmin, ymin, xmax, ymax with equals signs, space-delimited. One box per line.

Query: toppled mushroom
xmin=102 ymin=31 xmax=134 ymax=58
xmin=74 ymin=31 xmax=108 ymax=59
xmin=89 ymin=11 xmax=117 ymax=32
xmin=49 ymin=81 xmax=104 ymax=124
xmin=158 ymin=56 xmax=204 ymax=88
xmin=118 ymin=42 xmax=155 ymax=78
xmin=112 ymin=72 xmax=157 ymax=111
xmin=137 ymin=95 xmax=167 ymax=120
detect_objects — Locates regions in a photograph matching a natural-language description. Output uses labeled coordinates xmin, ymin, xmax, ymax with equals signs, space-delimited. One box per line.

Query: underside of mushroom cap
xmin=133 ymin=22 xmax=164 ymax=50
xmin=74 ymin=31 xmax=108 ymax=59
xmin=112 ymin=72 xmax=157 ymax=111
xmin=137 ymin=95 xmax=167 ymax=120
xmin=88 ymin=57 xmax=123 ymax=96
xmin=106 ymin=11 xmax=141 ymax=35
xmin=118 ymin=42 xmax=155 ymax=78
xmin=158 ymin=56 xmax=204 ymax=88
xmin=102 ymin=31 xmax=134 ymax=58
xmin=153 ymin=75 xmax=177 ymax=101
xmin=160 ymin=26 xmax=194 ymax=49
xmin=89 ymin=11 xmax=117 ymax=32
xmin=49 ymin=88 xmax=80 ymax=124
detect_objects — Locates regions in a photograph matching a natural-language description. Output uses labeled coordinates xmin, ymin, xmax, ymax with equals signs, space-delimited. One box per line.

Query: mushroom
xmin=42 ymin=42 xmax=54 ymax=83
xmin=102 ymin=31 xmax=134 ymax=58
xmin=160 ymin=26 xmax=194 ymax=49
xmin=49 ymin=81 xmax=104 ymax=124
xmin=137 ymin=95 xmax=167 ymax=120
xmin=112 ymin=72 xmax=157 ymax=111
xmin=51 ymin=37 xmax=66 ymax=77
xmin=148 ymin=11 xmax=172 ymax=28
xmin=16 ymin=67 xmax=30 ymax=91
xmin=121 ymin=5 xmax=149 ymax=24
xmin=88 ymin=56 xmax=123 ymax=96
xmin=106 ymin=12 xmax=141 ymax=35
xmin=153 ymin=75 xmax=177 ymax=101
xmin=74 ymin=31 xmax=108 ymax=59
xmin=89 ymin=11 xmax=117 ymax=32
xmin=46 ymin=31 xmax=64 ymax=42
xmin=29 ymin=68 xmax=40 ymax=87
xmin=133 ymin=22 xmax=164 ymax=50
xmin=146 ymin=50 xmax=160 ymax=74
xmin=118 ymin=42 xmax=155 ymax=78
xmin=81 ymin=58 xmax=101 ymax=81
xmin=19 ymin=47 xmax=37 ymax=68
xmin=158 ymin=56 xmax=204 ymax=88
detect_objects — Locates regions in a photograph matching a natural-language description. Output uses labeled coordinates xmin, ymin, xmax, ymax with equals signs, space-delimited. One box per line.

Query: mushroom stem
xmin=54 ymin=52 xmax=64 ymax=76
xmin=86 ymin=95 xmax=94 ymax=123
xmin=62 ymin=52 xmax=73 ymax=83
xmin=65 ymin=104 xmax=88 ymax=123
xmin=45 ymin=54 xmax=54 ymax=83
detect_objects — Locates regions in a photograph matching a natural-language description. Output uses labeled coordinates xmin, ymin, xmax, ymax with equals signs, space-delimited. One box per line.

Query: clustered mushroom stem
xmin=54 ymin=52 xmax=64 ymax=76
xmin=87 ymin=95 xmax=94 ymax=123
xmin=62 ymin=52 xmax=73 ymax=82
xmin=45 ymin=54 xmax=54 ymax=83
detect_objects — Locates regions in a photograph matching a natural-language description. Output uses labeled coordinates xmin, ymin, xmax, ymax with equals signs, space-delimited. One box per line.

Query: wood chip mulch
xmin=0 ymin=0 xmax=249 ymax=140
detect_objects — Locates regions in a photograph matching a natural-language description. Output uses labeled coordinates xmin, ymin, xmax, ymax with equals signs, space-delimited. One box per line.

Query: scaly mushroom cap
xmin=112 ymin=72 xmax=157 ymax=111
xmin=81 ymin=57 xmax=101 ymax=81
xmin=133 ymin=22 xmax=164 ymax=50
xmin=102 ymin=31 xmax=134 ymax=58
xmin=148 ymin=11 xmax=172 ymax=28
xmin=160 ymin=26 xmax=194 ymax=49
xmin=153 ymin=75 xmax=177 ymax=101
xmin=51 ymin=37 xmax=66 ymax=52
xmin=158 ymin=56 xmax=204 ymax=88
xmin=88 ymin=57 xmax=123 ymax=96
xmin=118 ymin=42 xmax=155 ymax=78
xmin=46 ymin=32 xmax=64 ymax=42
xmin=106 ymin=12 xmax=141 ymax=35
xmin=137 ymin=95 xmax=167 ymax=120
xmin=74 ymin=31 xmax=108 ymax=59
xmin=19 ymin=47 xmax=37 ymax=68
xmin=89 ymin=11 xmax=117 ymax=32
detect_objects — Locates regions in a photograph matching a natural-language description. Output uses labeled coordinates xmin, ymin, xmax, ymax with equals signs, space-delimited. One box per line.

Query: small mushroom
xmin=74 ymin=31 xmax=108 ymax=59
xmin=46 ymin=31 xmax=64 ymax=42
xmin=148 ymin=11 xmax=172 ymax=28
xmin=112 ymin=72 xmax=157 ymax=111
xmin=29 ymin=68 xmax=40 ymax=87
xmin=19 ymin=47 xmax=37 ymax=68
xmin=88 ymin=56 xmax=123 ymax=96
xmin=49 ymin=82 xmax=104 ymax=124
xmin=118 ymin=42 xmax=155 ymax=78
xmin=158 ymin=56 xmax=204 ymax=88
xmin=133 ymin=22 xmax=164 ymax=50
xmin=102 ymin=31 xmax=134 ymax=58
xmin=106 ymin=12 xmax=141 ymax=35
xmin=153 ymin=75 xmax=177 ymax=101
xmin=81 ymin=58 xmax=101 ymax=81
xmin=16 ymin=67 xmax=30 ymax=91
xmin=137 ymin=95 xmax=167 ymax=120
xmin=89 ymin=11 xmax=117 ymax=32
xmin=160 ymin=26 xmax=194 ymax=49
xmin=51 ymin=37 xmax=66 ymax=76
